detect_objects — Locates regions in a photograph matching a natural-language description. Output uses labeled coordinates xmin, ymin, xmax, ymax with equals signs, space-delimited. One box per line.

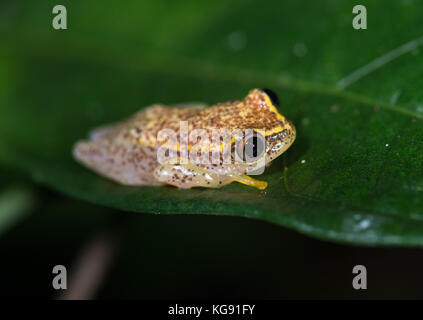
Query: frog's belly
xmin=73 ymin=140 xmax=161 ymax=186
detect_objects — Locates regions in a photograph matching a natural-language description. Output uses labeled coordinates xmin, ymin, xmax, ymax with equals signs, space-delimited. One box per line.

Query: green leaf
xmin=0 ymin=186 xmax=35 ymax=235
xmin=1 ymin=0 xmax=423 ymax=246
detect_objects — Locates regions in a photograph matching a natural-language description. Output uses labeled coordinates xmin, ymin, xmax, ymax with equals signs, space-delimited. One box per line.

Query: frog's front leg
xmin=153 ymin=163 xmax=267 ymax=190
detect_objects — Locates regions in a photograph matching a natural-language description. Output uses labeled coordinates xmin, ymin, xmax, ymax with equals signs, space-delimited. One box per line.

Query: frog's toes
xmin=229 ymin=174 xmax=268 ymax=190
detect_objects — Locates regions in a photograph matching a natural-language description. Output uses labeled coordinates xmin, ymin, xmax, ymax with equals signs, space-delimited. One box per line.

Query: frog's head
xmin=234 ymin=88 xmax=296 ymax=171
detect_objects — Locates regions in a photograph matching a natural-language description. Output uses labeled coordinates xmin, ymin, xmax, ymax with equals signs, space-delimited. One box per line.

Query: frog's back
xmin=114 ymin=100 xmax=270 ymax=147
xmin=73 ymin=104 xmax=206 ymax=185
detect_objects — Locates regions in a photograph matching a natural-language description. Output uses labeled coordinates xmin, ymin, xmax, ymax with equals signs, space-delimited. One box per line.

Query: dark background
xmin=1 ymin=173 xmax=422 ymax=299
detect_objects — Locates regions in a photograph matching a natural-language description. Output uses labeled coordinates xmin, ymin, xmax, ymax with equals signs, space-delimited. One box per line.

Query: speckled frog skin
xmin=73 ymin=89 xmax=296 ymax=189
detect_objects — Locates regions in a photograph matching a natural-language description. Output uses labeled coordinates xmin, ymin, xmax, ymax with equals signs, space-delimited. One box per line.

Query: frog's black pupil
xmin=243 ymin=132 xmax=264 ymax=162
xmin=236 ymin=131 xmax=265 ymax=163
xmin=261 ymin=88 xmax=280 ymax=107
xmin=252 ymin=136 xmax=258 ymax=157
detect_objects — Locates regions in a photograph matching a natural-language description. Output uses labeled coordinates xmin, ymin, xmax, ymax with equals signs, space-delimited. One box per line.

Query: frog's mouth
xmin=267 ymin=120 xmax=296 ymax=157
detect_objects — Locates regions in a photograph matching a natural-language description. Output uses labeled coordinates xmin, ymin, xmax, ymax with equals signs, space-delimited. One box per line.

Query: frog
xmin=73 ymin=88 xmax=296 ymax=190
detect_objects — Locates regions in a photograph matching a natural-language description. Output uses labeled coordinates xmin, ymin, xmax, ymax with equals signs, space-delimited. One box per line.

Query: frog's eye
xmin=261 ymin=88 xmax=280 ymax=107
xmin=236 ymin=131 xmax=266 ymax=163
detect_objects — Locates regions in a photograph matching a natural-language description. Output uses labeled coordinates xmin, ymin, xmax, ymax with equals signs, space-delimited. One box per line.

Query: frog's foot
xmin=153 ymin=163 xmax=267 ymax=190
xmin=229 ymin=174 xmax=268 ymax=190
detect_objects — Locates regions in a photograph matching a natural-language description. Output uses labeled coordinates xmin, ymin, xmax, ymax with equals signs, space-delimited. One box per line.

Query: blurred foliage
xmin=0 ymin=185 xmax=34 ymax=234
xmin=1 ymin=0 xmax=423 ymax=249
xmin=0 ymin=168 xmax=35 ymax=235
